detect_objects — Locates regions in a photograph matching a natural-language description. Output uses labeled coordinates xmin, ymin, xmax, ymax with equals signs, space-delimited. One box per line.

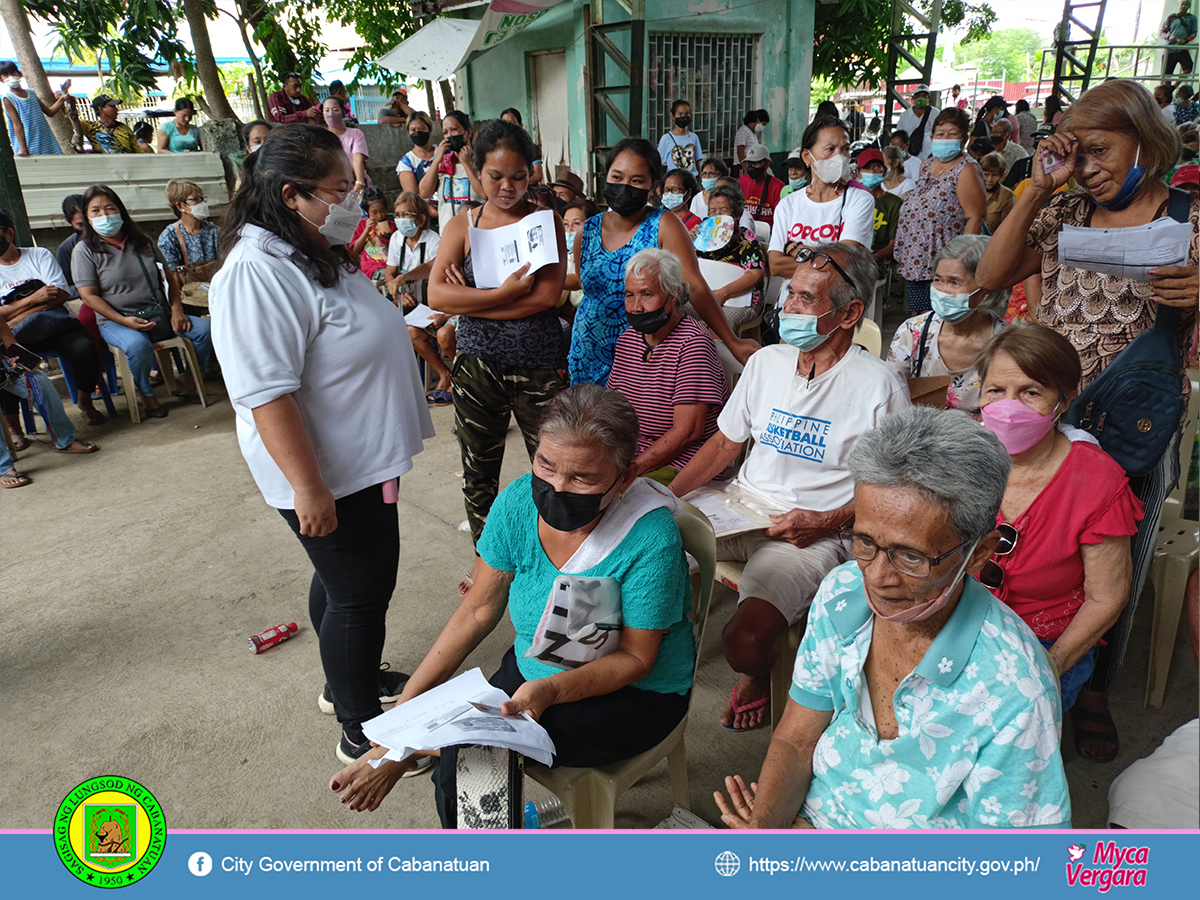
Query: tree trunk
xmin=247 ymin=73 xmax=263 ymax=121
xmin=439 ymin=80 xmax=455 ymax=115
xmin=231 ymin=9 xmax=272 ymax=121
xmin=424 ymin=80 xmax=437 ymax=119
xmin=238 ymin=0 xmax=299 ymax=76
xmin=183 ymin=0 xmax=238 ymax=121
xmin=0 ymin=0 xmax=76 ymax=153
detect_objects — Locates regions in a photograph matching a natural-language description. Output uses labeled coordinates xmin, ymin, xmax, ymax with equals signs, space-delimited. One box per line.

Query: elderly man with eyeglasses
xmin=670 ymin=241 xmax=910 ymax=732
xmin=714 ymin=406 xmax=1071 ymax=829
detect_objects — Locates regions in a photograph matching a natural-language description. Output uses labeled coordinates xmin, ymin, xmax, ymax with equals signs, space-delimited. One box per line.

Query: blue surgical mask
xmin=930 ymin=286 xmax=978 ymax=323
xmin=778 ymin=309 xmax=837 ymax=352
xmin=930 ymin=139 xmax=963 ymax=161
xmin=89 ymin=214 xmax=123 ymax=237
xmin=661 ymin=191 xmax=686 ymax=209
xmin=789 ymin=177 xmax=807 ymax=190
xmin=396 ymin=218 xmax=420 ymax=238
xmin=860 ymin=172 xmax=885 ymax=189
xmin=1095 ymin=145 xmax=1146 ymax=211
xmin=565 ymin=230 xmax=576 ymax=252
xmin=701 ymin=177 xmax=718 ymax=191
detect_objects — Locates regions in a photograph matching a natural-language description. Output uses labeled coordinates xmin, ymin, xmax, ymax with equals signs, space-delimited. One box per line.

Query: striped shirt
xmin=606 ymin=316 xmax=729 ymax=469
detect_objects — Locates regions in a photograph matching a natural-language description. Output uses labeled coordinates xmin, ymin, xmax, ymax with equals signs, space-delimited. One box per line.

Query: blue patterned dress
xmin=570 ymin=208 xmax=663 ymax=385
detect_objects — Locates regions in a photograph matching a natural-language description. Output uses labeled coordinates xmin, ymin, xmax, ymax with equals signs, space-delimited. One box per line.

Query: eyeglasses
xmin=978 ymin=524 xmax=1019 ymax=590
xmin=310 ymin=185 xmax=362 ymax=206
xmin=840 ymin=529 xmax=972 ymax=579
xmin=185 ymin=196 xmax=206 ymax=205
xmin=795 ymin=246 xmax=856 ymax=290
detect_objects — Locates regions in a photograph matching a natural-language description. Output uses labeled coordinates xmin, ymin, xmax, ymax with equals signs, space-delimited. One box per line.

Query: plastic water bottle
xmin=524 ymin=797 xmax=569 ymax=828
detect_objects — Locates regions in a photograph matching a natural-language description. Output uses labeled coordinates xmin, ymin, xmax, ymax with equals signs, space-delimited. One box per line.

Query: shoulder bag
xmin=129 ymin=252 xmax=176 ymax=343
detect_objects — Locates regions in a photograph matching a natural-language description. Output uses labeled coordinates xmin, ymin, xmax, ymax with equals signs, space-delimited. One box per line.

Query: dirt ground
xmin=2 ymin=368 xmax=1196 ymax=831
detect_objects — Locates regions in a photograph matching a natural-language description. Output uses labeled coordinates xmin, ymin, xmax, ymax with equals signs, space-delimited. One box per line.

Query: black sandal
xmin=1072 ymin=707 xmax=1119 ymax=763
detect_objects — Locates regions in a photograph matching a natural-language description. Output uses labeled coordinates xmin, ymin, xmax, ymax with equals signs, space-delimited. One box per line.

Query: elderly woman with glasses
xmin=716 ymin=406 xmax=1071 ymax=830
xmin=975 ymin=324 xmax=1142 ymax=713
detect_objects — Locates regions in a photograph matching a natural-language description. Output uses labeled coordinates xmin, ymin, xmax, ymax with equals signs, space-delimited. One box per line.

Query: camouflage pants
xmin=453 ymin=353 xmax=565 ymax=544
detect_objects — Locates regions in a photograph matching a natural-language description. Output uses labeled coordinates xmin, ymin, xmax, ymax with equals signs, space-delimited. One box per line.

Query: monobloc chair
xmin=1145 ymin=371 xmax=1200 ymax=708
xmin=41 ymin=350 xmax=116 ymax=419
xmin=524 ymin=502 xmax=717 ymax=829
xmin=752 ymin=220 xmax=771 ymax=247
xmin=851 ymin=318 xmax=883 ymax=358
xmin=108 ymin=336 xmax=209 ymax=424
xmin=697 ymin=257 xmax=763 ymax=341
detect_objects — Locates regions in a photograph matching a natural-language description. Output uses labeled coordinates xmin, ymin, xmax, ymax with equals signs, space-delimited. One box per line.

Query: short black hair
xmin=0 ymin=61 xmax=18 ymax=78
xmin=757 ymin=109 xmax=770 ymax=125
xmin=133 ymin=122 xmax=154 ymax=142
xmin=952 ymin=83 xmax=961 ymax=90
xmin=663 ymin=167 xmax=699 ymax=199
xmin=472 ymin=118 xmax=539 ymax=173
xmin=670 ymin=99 xmax=689 ymax=115
xmin=890 ymin=129 xmax=910 ymax=145
xmin=605 ymin=137 xmax=662 ymax=184
xmin=242 ymin=119 xmax=271 ymax=142
xmin=361 ymin=186 xmax=387 ymax=211
xmin=329 ymin=80 xmax=346 ymax=94
xmin=175 ymin=97 xmax=195 ymax=112
xmin=500 ymin=107 xmax=522 ymax=125
xmin=1014 ymin=99 xmax=1030 ymax=113
xmin=282 ymin=72 xmax=302 ymax=85
xmin=0 ymin=207 xmax=13 ymax=231
xmin=969 ymin=137 xmax=995 ymax=156
xmin=61 ymin=194 xmax=85 ymax=222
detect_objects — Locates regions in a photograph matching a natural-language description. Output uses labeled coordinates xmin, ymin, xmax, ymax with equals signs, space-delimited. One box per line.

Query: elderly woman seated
xmin=716 ymin=406 xmax=1070 ymax=829
xmin=331 ymin=384 xmax=695 ymax=825
xmin=606 ymin=249 xmax=729 ymax=485
xmin=684 ymin=183 xmax=767 ymax=332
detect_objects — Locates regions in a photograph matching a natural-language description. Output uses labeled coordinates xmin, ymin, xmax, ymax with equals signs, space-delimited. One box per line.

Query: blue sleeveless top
xmin=4 ymin=91 xmax=60 ymax=155
xmin=569 ymin=207 xmax=663 ymax=386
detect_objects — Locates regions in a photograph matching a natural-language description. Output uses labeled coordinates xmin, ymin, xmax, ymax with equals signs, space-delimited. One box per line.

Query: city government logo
xmin=54 ymin=776 xmax=166 ymax=888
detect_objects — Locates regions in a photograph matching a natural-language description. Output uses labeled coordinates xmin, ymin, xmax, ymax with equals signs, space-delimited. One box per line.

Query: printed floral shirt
xmin=789 ymin=561 xmax=1071 ymax=830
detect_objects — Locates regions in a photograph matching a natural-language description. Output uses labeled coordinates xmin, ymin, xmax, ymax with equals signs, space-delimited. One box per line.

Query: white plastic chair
xmin=107 ymin=336 xmax=209 ymax=424
xmin=524 ymin=502 xmax=717 ymax=828
xmin=851 ymin=318 xmax=883 ymax=358
xmin=1145 ymin=372 xmax=1200 ymax=708
xmin=753 ymin=220 xmax=771 ymax=247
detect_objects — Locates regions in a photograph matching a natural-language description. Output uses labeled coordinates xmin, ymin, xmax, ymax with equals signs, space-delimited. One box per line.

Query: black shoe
xmin=144 ymin=406 xmax=168 ymax=419
xmin=318 ymin=664 xmax=411 ymax=714
xmin=336 ymin=728 xmax=372 ymax=765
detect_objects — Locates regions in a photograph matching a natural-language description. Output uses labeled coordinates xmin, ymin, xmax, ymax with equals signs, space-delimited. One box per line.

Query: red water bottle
xmin=249 ymin=621 xmax=299 ymax=654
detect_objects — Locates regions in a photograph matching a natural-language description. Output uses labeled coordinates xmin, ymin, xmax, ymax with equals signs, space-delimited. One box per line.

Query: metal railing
xmin=1032 ymin=41 xmax=1200 ymax=104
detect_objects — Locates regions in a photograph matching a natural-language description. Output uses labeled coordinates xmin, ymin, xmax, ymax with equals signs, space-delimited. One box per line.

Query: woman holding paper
xmin=427 ymin=119 xmax=569 ymax=550
xmin=329 ymin=385 xmax=694 ymax=825
xmin=976 ymin=78 xmax=1198 ymax=763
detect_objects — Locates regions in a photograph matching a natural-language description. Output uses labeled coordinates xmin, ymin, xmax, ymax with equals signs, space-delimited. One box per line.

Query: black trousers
xmin=279 ymin=484 xmax=400 ymax=735
xmin=0 ymin=319 xmax=99 ymax=415
xmin=433 ymin=647 xmax=690 ymax=827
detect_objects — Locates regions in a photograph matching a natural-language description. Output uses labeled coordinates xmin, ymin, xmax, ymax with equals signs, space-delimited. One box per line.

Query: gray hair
xmin=848 ymin=407 xmax=1011 ymax=544
xmin=625 ymin=248 xmax=688 ymax=304
xmin=931 ymin=234 xmax=1009 ymax=321
xmin=812 ymin=241 xmax=878 ymax=311
xmin=992 ymin=118 xmax=1012 ymax=136
xmin=707 ymin=182 xmax=745 ymax=219
xmin=537 ymin=384 xmax=640 ymax=473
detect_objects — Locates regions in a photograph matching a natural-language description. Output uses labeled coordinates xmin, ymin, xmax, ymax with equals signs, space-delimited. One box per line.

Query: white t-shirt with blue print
xmin=789 ymin=561 xmax=1072 ymax=829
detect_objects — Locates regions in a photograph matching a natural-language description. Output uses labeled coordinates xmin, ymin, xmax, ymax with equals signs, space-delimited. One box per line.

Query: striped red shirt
xmin=606 ymin=316 xmax=729 ymax=469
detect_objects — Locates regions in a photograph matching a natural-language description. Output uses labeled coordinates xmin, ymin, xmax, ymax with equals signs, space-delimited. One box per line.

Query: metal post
xmin=628 ymin=16 xmax=644 ymax=138
xmin=0 ymin=114 xmax=32 ymax=245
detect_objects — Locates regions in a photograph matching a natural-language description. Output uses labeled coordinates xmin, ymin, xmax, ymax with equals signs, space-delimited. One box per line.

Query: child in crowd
xmin=350 ymin=188 xmax=394 ymax=287
xmin=979 ymin=152 xmax=1014 ymax=235
xmin=384 ymin=192 xmax=451 ymax=404
xmin=778 ymin=156 xmax=809 ymax=200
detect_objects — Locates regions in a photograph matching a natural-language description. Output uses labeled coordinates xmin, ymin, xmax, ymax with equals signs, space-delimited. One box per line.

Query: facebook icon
xmin=188 ymin=851 xmax=213 ymax=877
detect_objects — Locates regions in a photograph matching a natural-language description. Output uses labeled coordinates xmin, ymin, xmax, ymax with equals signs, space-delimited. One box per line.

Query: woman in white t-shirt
xmin=209 ymin=124 xmax=434 ymax=767
xmin=395 ymin=111 xmax=436 ymax=206
xmin=767 ymin=116 xmax=875 ymax=283
xmin=418 ymin=110 xmax=484 ymax=228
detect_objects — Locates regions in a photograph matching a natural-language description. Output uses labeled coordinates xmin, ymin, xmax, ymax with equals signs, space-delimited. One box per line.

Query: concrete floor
xmin=2 ymin=360 xmax=1196 ymax=831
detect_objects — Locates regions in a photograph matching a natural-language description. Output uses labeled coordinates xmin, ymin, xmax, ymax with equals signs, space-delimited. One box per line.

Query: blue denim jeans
xmin=2 ymin=370 xmax=77 ymax=451
xmin=98 ymin=315 xmax=213 ymax=397
xmin=1039 ymin=638 xmax=1097 ymax=713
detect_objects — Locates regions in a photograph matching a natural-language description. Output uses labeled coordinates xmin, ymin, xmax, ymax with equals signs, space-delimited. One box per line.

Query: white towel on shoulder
xmin=559 ymin=478 xmax=682 ymax=574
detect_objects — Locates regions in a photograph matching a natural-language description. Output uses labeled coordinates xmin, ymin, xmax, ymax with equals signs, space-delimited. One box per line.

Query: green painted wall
xmin=456 ymin=0 xmax=815 ymax=186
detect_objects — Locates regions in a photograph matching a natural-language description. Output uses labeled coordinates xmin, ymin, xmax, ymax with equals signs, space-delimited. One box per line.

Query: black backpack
xmin=1062 ymin=188 xmax=1192 ymax=476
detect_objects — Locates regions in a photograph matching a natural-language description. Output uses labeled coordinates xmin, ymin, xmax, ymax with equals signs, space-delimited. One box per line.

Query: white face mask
xmin=298 ymin=190 xmax=362 ymax=246
xmin=809 ymin=154 xmax=850 ymax=185
xmin=188 ymin=201 xmax=210 ymax=220
xmin=754 ymin=122 xmax=765 ymax=134
xmin=5 ymin=77 xmax=21 ymax=89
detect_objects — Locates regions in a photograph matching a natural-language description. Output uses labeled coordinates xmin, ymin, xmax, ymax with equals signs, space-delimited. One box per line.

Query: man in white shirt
xmin=670 ymin=241 xmax=911 ymax=731
xmin=989 ymin=118 xmax=1028 ymax=172
xmin=895 ymin=85 xmax=939 ymax=164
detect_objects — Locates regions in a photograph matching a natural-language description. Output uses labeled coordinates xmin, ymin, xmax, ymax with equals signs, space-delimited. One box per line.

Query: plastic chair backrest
xmin=697 ymin=258 xmax=754 ymax=308
xmin=852 ymin=317 xmax=883 ymax=358
xmin=1167 ymin=372 xmax=1200 ymax=507
xmin=753 ymin=220 xmax=770 ymax=246
xmin=674 ymin=502 xmax=716 ymax=678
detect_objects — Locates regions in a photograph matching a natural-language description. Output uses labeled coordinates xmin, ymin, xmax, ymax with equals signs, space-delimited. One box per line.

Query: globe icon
xmin=714 ymin=850 xmax=741 ymax=877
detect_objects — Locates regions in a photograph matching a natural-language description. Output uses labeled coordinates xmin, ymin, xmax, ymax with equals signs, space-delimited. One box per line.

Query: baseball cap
xmin=913 ymin=84 xmax=930 ymax=95
xmin=551 ymin=172 xmax=585 ymax=196
xmin=856 ymin=148 xmax=886 ymax=169
xmin=91 ymin=94 xmax=118 ymax=113
xmin=1171 ymin=164 xmax=1198 ymax=188
xmin=744 ymin=143 xmax=771 ymax=164
xmin=394 ymin=85 xmax=408 ymax=98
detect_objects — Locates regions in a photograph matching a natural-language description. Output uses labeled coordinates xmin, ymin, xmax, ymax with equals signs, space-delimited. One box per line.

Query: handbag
xmin=173 ymin=222 xmax=221 ymax=285
xmin=132 ymin=254 xmax=176 ymax=343
xmin=1061 ymin=188 xmax=1191 ymax=476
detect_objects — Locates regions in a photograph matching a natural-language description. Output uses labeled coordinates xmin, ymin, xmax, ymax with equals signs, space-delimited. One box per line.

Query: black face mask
xmin=531 ymin=473 xmax=617 ymax=532
xmin=626 ymin=303 xmax=673 ymax=334
xmin=604 ymin=182 xmax=649 ymax=217
xmin=748 ymin=163 xmax=768 ymax=181
xmin=674 ymin=116 xmax=691 ymax=129
xmin=447 ymin=134 xmax=466 ymax=152
xmin=410 ymin=131 xmax=430 ymax=147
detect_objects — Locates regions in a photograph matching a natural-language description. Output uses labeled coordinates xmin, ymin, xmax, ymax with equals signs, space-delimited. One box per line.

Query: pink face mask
xmin=865 ymin=540 xmax=977 ymax=623
xmin=980 ymin=398 xmax=1058 ymax=455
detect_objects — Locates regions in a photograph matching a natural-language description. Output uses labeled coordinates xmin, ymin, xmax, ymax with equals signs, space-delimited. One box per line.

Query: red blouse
xmin=988 ymin=439 xmax=1144 ymax=641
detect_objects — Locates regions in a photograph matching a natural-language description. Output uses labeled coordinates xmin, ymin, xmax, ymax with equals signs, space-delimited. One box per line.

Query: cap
xmin=784 ymin=156 xmax=805 ymax=170
xmin=913 ymin=84 xmax=930 ymax=95
xmin=856 ymin=148 xmax=886 ymax=169
xmin=744 ymin=143 xmax=771 ymax=163
xmin=1171 ymin=164 xmax=1199 ymax=187
xmin=551 ymin=172 xmax=585 ymax=196
xmin=394 ymin=84 xmax=408 ymax=97
xmin=91 ymin=94 xmax=118 ymax=112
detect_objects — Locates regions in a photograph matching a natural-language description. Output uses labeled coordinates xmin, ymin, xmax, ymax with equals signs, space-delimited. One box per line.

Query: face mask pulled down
xmin=865 ymin=539 xmax=978 ymax=623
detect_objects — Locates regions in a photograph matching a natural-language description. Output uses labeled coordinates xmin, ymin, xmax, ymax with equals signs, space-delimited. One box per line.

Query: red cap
xmin=856 ymin=148 xmax=886 ymax=169
xmin=1171 ymin=164 xmax=1198 ymax=188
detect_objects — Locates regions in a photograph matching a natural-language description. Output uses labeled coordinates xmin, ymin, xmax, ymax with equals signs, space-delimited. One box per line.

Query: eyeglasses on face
xmin=840 ymin=529 xmax=972 ymax=579
xmin=795 ymin=246 xmax=855 ymax=290
xmin=978 ymin=524 xmax=1019 ymax=590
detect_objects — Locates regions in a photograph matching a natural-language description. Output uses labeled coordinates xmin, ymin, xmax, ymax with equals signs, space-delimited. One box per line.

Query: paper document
xmin=404 ymin=303 xmax=439 ymax=329
xmin=362 ymin=668 xmax=556 ymax=767
xmin=1058 ymin=218 xmax=1190 ymax=282
xmin=684 ymin=479 xmax=783 ymax=538
xmin=468 ymin=209 xmax=559 ymax=288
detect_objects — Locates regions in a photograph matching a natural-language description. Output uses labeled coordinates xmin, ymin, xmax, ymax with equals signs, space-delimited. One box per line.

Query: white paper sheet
xmin=468 ymin=209 xmax=559 ymax=288
xmin=404 ymin=304 xmax=439 ymax=329
xmin=1058 ymin=218 xmax=1191 ymax=282
xmin=683 ymin=480 xmax=782 ymax=539
xmin=362 ymin=668 xmax=556 ymax=767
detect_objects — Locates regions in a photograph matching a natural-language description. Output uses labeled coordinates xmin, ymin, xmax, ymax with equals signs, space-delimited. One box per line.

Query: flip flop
xmin=54 ymin=440 xmax=100 ymax=454
xmin=721 ymin=686 xmax=770 ymax=732
xmin=9 ymin=435 xmax=29 ymax=452
xmin=1072 ymin=707 xmax=1119 ymax=763
xmin=426 ymin=389 xmax=453 ymax=406
xmin=81 ymin=408 xmax=107 ymax=426
xmin=1 ymin=470 xmax=31 ymax=488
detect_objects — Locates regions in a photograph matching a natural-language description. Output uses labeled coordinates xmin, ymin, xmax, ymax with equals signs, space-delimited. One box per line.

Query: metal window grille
xmin=647 ymin=32 xmax=758 ymax=164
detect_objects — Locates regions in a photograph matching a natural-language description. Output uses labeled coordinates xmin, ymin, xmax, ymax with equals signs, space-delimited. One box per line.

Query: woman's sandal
xmin=54 ymin=440 xmax=100 ymax=454
xmin=9 ymin=435 xmax=29 ymax=452
xmin=1071 ymin=707 xmax=1119 ymax=763
xmin=80 ymin=408 xmax=107 ymax=426
xmin=1 ymin=470 xmax=31 ymax=489
xmin=426 ymin=389 xmax=453 ymax=406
